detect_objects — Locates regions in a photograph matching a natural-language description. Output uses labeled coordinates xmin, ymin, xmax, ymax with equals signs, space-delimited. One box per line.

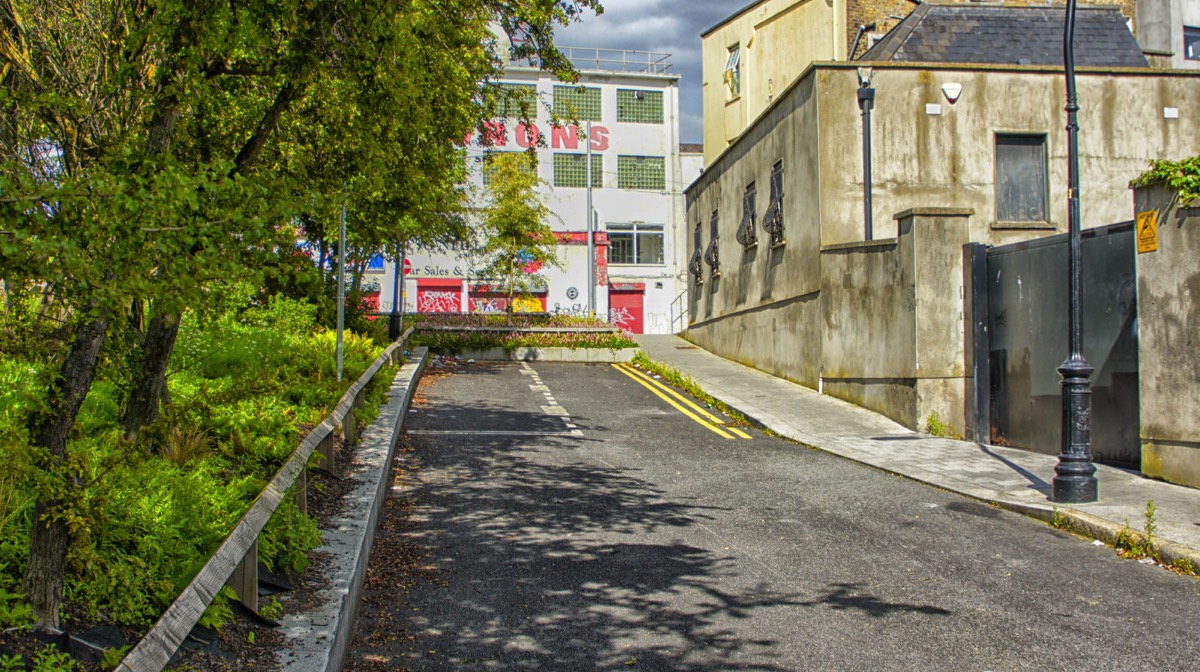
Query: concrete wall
xmin=686 ymin=74 xmax=825 ymax=386
xmin=1133 ymin=183 xmax=1200 ymax=488
xmin=819 ymin=209 xmax=972 ymax=431
xmin=815 ymin=64 xmax=1200 ymax=247
xmin=685 ymin=61 xmax=1200 ymax=434
xmin=1137 ymin=0 xmax=1200 ymax=70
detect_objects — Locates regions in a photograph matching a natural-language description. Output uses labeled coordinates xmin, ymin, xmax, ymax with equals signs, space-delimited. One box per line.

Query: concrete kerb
xmin=637 ymin=352 xmax=1200 ymax=575
xmin=274 ymin=348 xmax=430 ymax=672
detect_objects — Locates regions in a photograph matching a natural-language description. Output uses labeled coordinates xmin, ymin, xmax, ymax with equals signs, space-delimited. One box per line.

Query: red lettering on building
xmin=590 ymin=126 xmax=610 ymax=151
xmin=482 ymin=121 xmax=507 ymax=147
xmin=515 ymin=123 xmax=541 ymax=148
xmin=551 ymin=124 xmax=578 ymax=150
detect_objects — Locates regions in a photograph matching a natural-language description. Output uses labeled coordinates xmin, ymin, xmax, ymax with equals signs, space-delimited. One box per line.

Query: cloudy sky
xmin=555 ymin=0 xmax=737 ymax=144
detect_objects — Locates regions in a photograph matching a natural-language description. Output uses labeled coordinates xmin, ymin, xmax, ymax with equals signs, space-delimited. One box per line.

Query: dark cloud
xmin=555 ymin=1 xmax=737 ymax=143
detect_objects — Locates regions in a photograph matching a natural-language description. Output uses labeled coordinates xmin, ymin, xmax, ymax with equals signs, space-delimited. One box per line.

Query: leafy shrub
xmin=0 ymin=293 xmax=388 ymax=629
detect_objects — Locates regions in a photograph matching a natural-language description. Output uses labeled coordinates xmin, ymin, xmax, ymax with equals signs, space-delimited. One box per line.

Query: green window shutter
xmin=491 ymin=83 xmax=538 ymax=119
xmin=617 ymin=155 xmax=665 ymax=190
xmin=553 ymin=154 xmax=602 ymax=188
xmin=553 ymin=85 xmax=602 ymax=121
xmin=617 ymin=89 xmax=663 ymax=123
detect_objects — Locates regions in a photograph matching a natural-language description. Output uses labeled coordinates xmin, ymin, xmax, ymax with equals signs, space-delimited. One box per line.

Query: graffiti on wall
xmin=608 ymin=306 xmax=633 ymax=329
xmin=418 ymin=291 xmax=461 ymax=313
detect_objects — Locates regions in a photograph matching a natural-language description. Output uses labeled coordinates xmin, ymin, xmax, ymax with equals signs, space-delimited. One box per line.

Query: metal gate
xmin=969 ymin=221 xmax=1140 ymax=468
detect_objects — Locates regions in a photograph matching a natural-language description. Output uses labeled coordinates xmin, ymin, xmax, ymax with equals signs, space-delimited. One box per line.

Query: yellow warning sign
xmin=1137 ymin=210 xmax=1158 ymax=254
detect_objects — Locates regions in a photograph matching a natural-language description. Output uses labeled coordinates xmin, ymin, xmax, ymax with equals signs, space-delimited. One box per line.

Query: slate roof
xmin=860 ymin=3 xmax=1148 ymax=68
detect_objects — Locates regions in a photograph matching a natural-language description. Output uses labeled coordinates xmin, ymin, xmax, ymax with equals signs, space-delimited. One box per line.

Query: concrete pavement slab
xmin=635 ymin=334 xmax=1200 ymax=569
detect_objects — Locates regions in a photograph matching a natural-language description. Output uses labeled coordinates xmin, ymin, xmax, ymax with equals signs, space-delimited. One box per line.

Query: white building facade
xmin=380 ymin=48 xmax=693 ymax=334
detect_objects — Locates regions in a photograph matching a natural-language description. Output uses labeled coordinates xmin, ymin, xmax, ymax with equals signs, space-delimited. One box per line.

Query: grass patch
xmin=630 ymin=352 xmax=749 ymax=427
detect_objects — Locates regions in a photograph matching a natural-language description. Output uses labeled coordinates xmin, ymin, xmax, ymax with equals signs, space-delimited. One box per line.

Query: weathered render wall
xmin=1133 ymin=184 xmax=1200 ymax=488
xmin=815 ymin=65 xmax=1200 ymax=247
xmin=819 ymin=209 xmax=972 ymax=431
xmin=687 ymin=62 xmax=1200 ymax=434
xmin=686 ymin=75 xmax=824 ymax=386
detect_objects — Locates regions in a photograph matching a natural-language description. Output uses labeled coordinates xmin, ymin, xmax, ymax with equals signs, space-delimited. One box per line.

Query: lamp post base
xmin=388 ymin=313 xmax=403 ymax=341
xmin=1052 ymin=454 xmax=1098 ymax=503
xmin=1052 ymin=356 xmax=1098 ymax=504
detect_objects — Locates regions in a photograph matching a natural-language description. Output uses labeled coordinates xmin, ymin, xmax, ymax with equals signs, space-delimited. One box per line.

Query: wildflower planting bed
xmin=0 ymin=295 xmax=392 ymax=670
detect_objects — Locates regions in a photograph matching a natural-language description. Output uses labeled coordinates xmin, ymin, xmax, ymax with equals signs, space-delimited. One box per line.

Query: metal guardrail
xmin=670 ymin=288 xmax=688 ymax=333
xmin=116 ymin=328 xmax=417 ymax=672
xmin=513 ymin=46 xmax=674 ymax=75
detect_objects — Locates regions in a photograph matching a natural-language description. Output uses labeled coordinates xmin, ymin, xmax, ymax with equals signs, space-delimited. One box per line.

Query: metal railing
xmin=117 ymin=329 xmax=422 ymax=672
xmin=670 ymin=288 xmax=688 ymax=334
xmin=514 ymin=47 xmax=674 ymax=75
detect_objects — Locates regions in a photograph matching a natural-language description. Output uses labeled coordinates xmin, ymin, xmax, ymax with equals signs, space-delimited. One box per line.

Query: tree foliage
xmin=0 ymin=0 xmax=600 ymax=628
xmin=474 ymin=152 xmax=561 ymax=312
xmin=1133 ymin=156 xmax=1200 ymax=204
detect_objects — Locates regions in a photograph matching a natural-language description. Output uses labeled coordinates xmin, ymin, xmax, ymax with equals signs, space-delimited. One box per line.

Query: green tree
xmin=474 ymin=152 xmax=561 ymax=317
xmin=0 ymin=0 xmax=601 ymax=628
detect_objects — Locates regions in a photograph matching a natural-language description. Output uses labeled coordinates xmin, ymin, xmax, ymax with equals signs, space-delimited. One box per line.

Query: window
xmin=1185 ymin=26 xmax=1200 ymax=60
xmin=554 ymin=85 xmax=602 ymax=121
xmin=704 ymin=210 xmax=720 ymax=276
xmin=690 ymin=221 xmax=703 ymax=283
xmin=764 ymin=161 xmax=785 ymax=246
xmin=482 ymin=151 xmax=536 ymax=185
xmin=490 ymin=83 xmax=538 ymax=119
xmin=995 ymin=134 xmax=1048 ymax=222
xmin=617 ymin=89 xmax=663 ymax=123
xmin=736 ymin=182 xmax=757 ymax=247
xmin=553 ymin=153 xmax=602 ymax=188
xmin=617 ymin=155 xmax=666 ymax=190
xmin=724 ymin=45 xmax=741 ymax=99
xmin=608 ymin=223 xmax=664 ymax=265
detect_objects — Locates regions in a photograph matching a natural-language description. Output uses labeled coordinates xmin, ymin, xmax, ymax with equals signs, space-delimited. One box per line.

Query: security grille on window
xmin=704 ymin=211 xmax=720 ymax=276
xmin=608 ymin=223 xmax=664 ymax=265
xmin=763 ymin=161 xmax=785 ymax=246
xmin=724 ymin=45 xmax=741 ymax=99
xmin=482 ymin=151 xmax=536 ymax=185
xmin=553 ymin=85 xmax=602 ymax=121
xmin=617 ymin=89 xmax=663 ymax=123
xmin=491 ymin=83 xmax=538 ymax=119
xmin=690 ymin=222 xmax=703 ymax=283
xmin=736 ymin=183 xmax=757 ymax=247
xmin=995 ymin=134 xmax=1048 ymax=222
xmin=617 ymin=155 xmax=666 ymax=190
xmin=1185 ymin=26 xmax=1200 ymax=60
xmin=553 ymin=153 xmax=602 ymax=188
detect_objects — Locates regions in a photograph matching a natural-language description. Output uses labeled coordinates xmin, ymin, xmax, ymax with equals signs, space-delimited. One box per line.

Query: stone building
xmin=685 ymin=2 xmax=1200 ymax=486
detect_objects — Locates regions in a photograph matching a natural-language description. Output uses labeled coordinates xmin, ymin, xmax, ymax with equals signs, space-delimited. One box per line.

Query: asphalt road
xmin=348 ymin=360 xmax=1200 ymax=671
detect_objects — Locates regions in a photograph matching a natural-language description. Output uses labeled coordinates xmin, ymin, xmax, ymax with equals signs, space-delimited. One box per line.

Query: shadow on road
xmin=349 ymin=368 xmax=954 ymax=671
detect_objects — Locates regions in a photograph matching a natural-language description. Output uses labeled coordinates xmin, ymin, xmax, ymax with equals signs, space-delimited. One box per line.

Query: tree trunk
xmin=24 ymin=315 xmax=108 ymax=629
xmin=121 ymin=309 xmax=181 ymax=443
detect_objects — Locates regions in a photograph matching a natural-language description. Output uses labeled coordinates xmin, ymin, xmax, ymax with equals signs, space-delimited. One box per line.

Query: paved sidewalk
xmin=636 ymin=334 xmax=1200 ymax=567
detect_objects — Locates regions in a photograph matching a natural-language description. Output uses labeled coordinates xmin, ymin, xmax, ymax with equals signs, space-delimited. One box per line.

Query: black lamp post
xmin=1053 ymin=0 xmax=1098 ymax=504
xmin=388 ymin=241 xmax=404 ymax=341
xmin=857 ymin=67 xmax=875 ymax=240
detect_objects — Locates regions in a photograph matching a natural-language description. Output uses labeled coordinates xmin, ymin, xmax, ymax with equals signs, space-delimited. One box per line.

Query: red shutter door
xmin=608 ymin=284 xmax=645 ymax=334
xmin=416 ymin=279 xmax=463 ymax=313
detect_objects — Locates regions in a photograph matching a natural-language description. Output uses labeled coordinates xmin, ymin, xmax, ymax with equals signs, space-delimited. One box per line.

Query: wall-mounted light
xmin=942 ymin=82 xmax=963 ymax=104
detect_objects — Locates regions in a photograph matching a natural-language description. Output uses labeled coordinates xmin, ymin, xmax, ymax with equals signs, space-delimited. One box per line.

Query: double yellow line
xmin=611 ymin=363 xmax=752 ymax=440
